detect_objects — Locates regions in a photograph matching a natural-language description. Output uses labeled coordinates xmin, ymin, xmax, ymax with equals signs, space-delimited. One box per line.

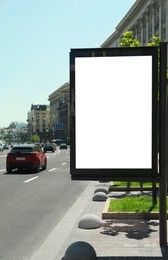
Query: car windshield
xmin=11 ymin=147 xmax=33 ymax=153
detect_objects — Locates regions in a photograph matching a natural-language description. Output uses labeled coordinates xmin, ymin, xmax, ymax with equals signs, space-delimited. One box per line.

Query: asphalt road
xmin=0 ymin=147 xmax=89 ymax=260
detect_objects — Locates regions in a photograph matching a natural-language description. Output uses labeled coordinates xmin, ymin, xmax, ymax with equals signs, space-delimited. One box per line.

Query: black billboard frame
xmin=70 ymin=46 xmax=159 ymax=181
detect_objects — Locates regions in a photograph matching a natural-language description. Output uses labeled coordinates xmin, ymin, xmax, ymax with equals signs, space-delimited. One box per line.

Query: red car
xmin=6 ymin=144 xmax=47 ymax=173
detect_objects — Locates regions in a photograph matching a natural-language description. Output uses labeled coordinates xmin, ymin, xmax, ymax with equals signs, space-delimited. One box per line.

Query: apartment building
xmin=48 ymin=82 xmax=70 ymax=142
xmin=27 ymin=104 xmax=50 ymax=142
xmin=101 ymin=0 xmax=168 ymax=47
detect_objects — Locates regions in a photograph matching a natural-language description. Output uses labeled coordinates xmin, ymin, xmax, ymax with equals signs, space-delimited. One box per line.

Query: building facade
xmin=101 ymin=0 xmax=168 ymax=47
xmin=48 ymin=82 xmax=70 ymax=143
xmin=27 ymin=104 xmax=50 ymax=142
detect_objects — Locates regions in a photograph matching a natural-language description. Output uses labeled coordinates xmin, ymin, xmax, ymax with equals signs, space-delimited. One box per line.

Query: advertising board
xmin=70 ymin=47 xmax=158 ymax=180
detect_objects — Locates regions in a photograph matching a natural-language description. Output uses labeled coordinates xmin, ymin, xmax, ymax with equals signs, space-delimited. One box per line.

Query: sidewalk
xmin=31 ymin=181 xmax=168 ymax=260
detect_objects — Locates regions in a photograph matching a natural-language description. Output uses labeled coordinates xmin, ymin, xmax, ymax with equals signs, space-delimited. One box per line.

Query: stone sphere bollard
xmin=78 ymin=214 xmax=102 ymax=229
xmin=63 ymin=241 xmax=97 ymax=260
xmin=94 ymin=186 xmax=109 ymax=194
xmin=92 ymin=191 xmax=108 ymax=201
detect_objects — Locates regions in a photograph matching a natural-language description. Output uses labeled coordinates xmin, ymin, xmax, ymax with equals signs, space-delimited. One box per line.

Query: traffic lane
xmin=0 ymin=148 xmax=11 ymax=171
xmin=45 ymin=148 xmax=70 ymax=171
xmin=0 ymin=148 xmax=69 ymax=194
xmin=0 ymin=153 xmax=7 ymax=170
xmin=0 ymin=148 xmax=70 ymax=196
xmin=0 ymin=164 xmax=89 ymax=259
xmin=0 ymin=148 xmax=70 ymax=206
xmin=0 ymin=149 xmax=90 ymax=259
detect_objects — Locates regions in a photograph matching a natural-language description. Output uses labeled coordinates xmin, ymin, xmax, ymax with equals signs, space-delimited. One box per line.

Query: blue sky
xmin=0 ymin=0 xmax=136 ymax=127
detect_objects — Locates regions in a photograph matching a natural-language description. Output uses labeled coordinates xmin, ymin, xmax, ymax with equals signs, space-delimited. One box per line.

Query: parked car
xmin=43 ymin=143 xmax=55 ymax=153
xmin=60 ymin=143 xmax=67 ymax=150
xmin=6 ymin=144 xmax=47 ymax=173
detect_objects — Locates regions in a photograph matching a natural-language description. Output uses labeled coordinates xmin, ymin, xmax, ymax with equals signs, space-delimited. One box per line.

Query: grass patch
xmin=108 ymin=196 xmax=168 ymax=213
xmin=112 ymin=181 xmax=159 ymax=188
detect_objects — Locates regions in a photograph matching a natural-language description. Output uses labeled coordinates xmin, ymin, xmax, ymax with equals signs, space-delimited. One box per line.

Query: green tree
xmin=31 ymin=134 xmax=40 ymax=143
xmin=146 ymin=36 xmax=161 ymax=46
xmin=119 ymin=31 xmax=161 ymax=47
xmin=119 ymin=31 xmax=142 ymax=47
xmin=119 ymin=32 xmax=168 ymax=79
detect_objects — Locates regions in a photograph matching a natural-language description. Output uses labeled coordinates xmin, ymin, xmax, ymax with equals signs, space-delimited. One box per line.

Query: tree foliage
xmin=119 ymin=32 xmax=168 ymax=78
xmin=119 ymin=31 xmax=161 ymax=47
xmin=31 ymin=134 xmax=40 ymax=143
xmin=119 ymin=31 xmax=141 ymax=47
xmin=146 ymin=36 xmax=161 ymax=46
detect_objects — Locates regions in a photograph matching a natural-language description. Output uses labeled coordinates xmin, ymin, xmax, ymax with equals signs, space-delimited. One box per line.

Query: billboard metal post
xmin=159 ymin=42 xmax=168 ymax=247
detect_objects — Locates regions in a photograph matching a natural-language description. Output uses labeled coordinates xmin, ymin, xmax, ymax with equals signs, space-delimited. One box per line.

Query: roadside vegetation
xmin=31 ymin=134 xmax=40 ymax=143
xmin=108 ymin=196 xmax=168 ymax=213
xmin=112 ymin=181 xmax=159 ymax=188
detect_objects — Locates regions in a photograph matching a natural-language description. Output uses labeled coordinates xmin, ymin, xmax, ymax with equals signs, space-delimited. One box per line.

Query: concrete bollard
xmin=92 ymin=191 xmax=108 ymax=201
xmin=78 ymin=214 xmax=102 ymax=229
xmin=94 ymin=186 xmax=109 ymax=194
xmin=63 ymin=241 xmax=97 ymax=260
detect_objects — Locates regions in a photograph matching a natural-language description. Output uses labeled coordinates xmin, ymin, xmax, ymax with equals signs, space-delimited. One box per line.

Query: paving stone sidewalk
xmin=58 ymin=182 xmax=168 ymax=260
xmin=32 ymin=181 xmax=168 ymax=260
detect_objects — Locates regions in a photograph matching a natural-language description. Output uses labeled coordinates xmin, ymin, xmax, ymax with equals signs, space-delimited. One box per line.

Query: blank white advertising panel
xmin=75 ymin=56 xmax=152 ymax=169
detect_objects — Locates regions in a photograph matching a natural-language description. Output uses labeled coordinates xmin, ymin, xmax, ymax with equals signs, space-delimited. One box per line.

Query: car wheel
xmin=34 ymin=161 xmax=40 ymax=173
xmin=6 ymin=167 xmax=12 ymax=174
xmin=42 ymin=159 xmax=47 ymax=170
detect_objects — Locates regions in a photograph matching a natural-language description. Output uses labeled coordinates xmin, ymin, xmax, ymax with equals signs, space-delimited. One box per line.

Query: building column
xmin=134 ymin=22 xmax=138 ymax=40
xmin=159 ymin=1 xmax=162 ymax=39
xmin=145 ymin=9 xmax=149 ymax=43
xmin=166 ymin=0 xmax=168 ymax=41
xmin=140 ymin=17 xmax=143 ymax=44
xmin=151 ymin=3 xmax=155 ymax=37
xmin=142 ymin=15 xmax=146 ymax=45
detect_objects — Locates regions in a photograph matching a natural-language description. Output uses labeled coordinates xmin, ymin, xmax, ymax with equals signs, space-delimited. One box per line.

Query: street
xmin=0 ymin=147 xmax=89 ymax=259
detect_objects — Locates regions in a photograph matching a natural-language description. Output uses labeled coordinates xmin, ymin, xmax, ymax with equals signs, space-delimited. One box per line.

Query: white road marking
xmin=0 ymin=169 xmax=5 ymax=172
xmin=61 ymin=162 xmax=66 ymax=165
xmin=48 ymin=168 xmax=57 ymax=172
xmin=24 ymin=176 xmax=39 ymax=183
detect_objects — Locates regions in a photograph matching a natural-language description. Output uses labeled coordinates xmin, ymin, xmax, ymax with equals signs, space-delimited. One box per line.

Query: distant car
xmin=6 ymin=144 xmax=47 ymax=173
xmin=3 ymin=143 xmax=9 ymax=149
xmin=51 ymin=143 xmax=57 ymax=150
xmin=60 ymin=143 xmax=67 ymax=150
xmin=0 ymin=143 xmax=3 ymax=152
xmin=43 ymin=143 xmax=55 ymax=153
xmin=54 ymin=139 xmax=64 ymax=145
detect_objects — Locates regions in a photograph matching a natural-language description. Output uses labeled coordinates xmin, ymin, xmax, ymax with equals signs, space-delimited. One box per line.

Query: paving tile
xmin=32 ymin=182 xmax=168 ymax=260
